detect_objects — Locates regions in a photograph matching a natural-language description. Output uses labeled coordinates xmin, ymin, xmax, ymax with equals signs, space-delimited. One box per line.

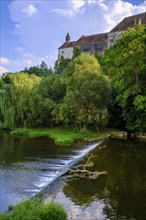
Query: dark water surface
xmin=53 ymin=138 xmax=146 ymax=220
xmin=0 ymin=133 xmax=146 ymax=219
xmin=0 ymin=132 xmax=100 ymax=213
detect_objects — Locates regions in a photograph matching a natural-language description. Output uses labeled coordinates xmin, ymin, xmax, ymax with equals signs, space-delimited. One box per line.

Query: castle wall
xmin=58 ymin=47 xmax=74 ymax=60
xmin=107 ymin=31 xmax=123 ymax=47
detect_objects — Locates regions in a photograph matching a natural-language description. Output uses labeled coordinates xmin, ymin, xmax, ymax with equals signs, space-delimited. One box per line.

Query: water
xmin=0 ymin=132 xmax=101 ymax=212
xmin=0 ymin=133 xmax=146 ymax=219
xmin=53 ymin=138 xmax=146 ymax=220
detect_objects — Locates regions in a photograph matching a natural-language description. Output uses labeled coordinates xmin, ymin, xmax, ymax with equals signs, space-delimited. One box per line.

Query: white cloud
xmin=50 ymin=0 xmax=146 ymax=30
xmin=87 ymin=0 xmax=97 ymax=5
xmin=5 ymin=0 xmax=146 ymax=74
xmin=52 ymin=0 xmax=85 ymax=17
xmin=102 ymin=0 xmax=146 ymax=32
xmin=70 ymin=0 xmax=85 ymax=11
xmin=22 ymin=4 xmax=38 ymax=17
xmin=98 ymin=2 xmax=108 ymax=11
xmin=0 ymin=66 xmax=9 ymax=76
xmin=0 ymin=57 xmax=11 ymax=65
xmin=20 ymin=52 xmax=57 ymax=69
xmin=1 ymin=52 xmax=58 ymax=73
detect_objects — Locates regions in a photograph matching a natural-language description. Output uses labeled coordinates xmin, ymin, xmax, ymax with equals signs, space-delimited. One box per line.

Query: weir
xmin=39 ymin=141 xmax=102 ymax=190
xmin=0 ymin=135 xmax=102 ymax=213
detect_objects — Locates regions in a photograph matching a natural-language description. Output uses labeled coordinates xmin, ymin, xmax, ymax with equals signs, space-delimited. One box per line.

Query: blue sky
xmin=0 ymin=0 xmax=146 ymax=74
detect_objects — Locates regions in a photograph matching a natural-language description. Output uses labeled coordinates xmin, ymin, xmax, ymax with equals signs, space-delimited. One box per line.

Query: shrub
xmin=39 ymin=202 xmax=67 ymax=220
xmin=8 ymin=204 xmax=13 ymax=210
xmin=0 ymin=200 xmax=67 ymax=220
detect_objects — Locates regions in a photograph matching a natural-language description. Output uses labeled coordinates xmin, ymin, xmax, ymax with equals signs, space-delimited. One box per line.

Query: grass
xmin=0 ymin=200 xmax=67 ymax=220
xmin=11 ymin=127 xmax=118 ymax=145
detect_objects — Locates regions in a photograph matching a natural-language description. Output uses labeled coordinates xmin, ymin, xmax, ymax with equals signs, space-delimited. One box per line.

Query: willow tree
xmin=0 ymin=72 xmax=41 ymax=128
xmin=0 ymin=73 xmax=13 ymax=128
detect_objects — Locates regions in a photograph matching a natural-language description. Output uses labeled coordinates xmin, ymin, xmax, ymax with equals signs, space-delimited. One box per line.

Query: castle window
xmin=62 ymin=51 xmax=64 ymax=54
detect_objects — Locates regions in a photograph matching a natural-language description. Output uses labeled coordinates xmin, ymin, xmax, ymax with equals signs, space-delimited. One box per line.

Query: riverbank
xmin=10 ymin=127 xmax=118 ymax=145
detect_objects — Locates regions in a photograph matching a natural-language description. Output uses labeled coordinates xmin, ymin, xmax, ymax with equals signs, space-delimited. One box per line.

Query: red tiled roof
xmin=110 ymin=12 xmax=146 ymax=33
xmin=75 ymin=33 xmax=108 ymax=45
xmin=58 ymin=41 xmax=76 ymax=49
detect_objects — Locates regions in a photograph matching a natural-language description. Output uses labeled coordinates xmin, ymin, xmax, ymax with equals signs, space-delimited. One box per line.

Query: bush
xmin=8 ymin=204 xmax=13 ymax=210
xmin=0 ymin=200 xmax=67 ymax=220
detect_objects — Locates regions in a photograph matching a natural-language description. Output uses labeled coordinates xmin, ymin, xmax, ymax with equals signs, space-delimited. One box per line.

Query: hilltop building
xmin=75 ymin=33 xmax=107 ymax=55
xmin=107 ymin=12 xmax=146 ymax=47
xmin=58 ymin=33 xmax=76 ymax=59
xmin=58 ymin=12 xmax=146 ymax=60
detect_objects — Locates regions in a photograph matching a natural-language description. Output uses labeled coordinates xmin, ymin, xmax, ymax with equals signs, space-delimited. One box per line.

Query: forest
xmin=0 ymin=25 xmax=146 ymax=135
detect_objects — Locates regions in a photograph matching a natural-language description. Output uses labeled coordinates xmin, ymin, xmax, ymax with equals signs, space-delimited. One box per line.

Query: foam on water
xmin=31 ymin=142 xmax=102 ymax=193
xmin=0 ymin=141 xmax=101 ymax=212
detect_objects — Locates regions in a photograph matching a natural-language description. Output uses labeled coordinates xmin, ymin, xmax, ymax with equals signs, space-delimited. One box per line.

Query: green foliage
xmin=0 ymin=73 xmax=41 ymax=129
xmin=0 ymin=53 xmax=111 ymax=131
xmin=60 ymin=53 xmax=111 ymax=131
xmin=0 ymin=200 xmax=67 ymax=220
xmin=8 ymin=204 xmax=14 ymax=210
xmin=54 ymin=56 xmax=72 ymax=75
xmin=40 ymin=60 xmax=48 ymax=70
xmin=22 ymin=61 xmax=53 ymax=77
xmin=11 ymin=127 xmax=117 ymax=145
xmin=73 ymin=53 xmax=101 ymax=76
xmin=103 ymin=25 xmax=146 ymax=133
xmin=73 ymin=46 xmax=81 ymax=58
xmin=28 ymin=75 xmax=66 ymax=127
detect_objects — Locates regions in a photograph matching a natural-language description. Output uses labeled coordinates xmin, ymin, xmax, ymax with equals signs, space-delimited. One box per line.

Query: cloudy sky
xmin=0 ymin=0 xmax=146 ymax=74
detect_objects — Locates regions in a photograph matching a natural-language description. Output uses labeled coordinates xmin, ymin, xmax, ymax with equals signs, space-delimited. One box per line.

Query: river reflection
xmin=0 ymin=133 xmax=146 ymax=219
xmin=57 ymin=138 xmax=146 ymax=220
xmin=0 ymin=132 xmax=100 ymax=213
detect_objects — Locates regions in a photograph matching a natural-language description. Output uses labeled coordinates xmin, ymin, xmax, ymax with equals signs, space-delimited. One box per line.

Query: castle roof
xmin=110 ymin=12 xmax=146 ymax=33
xmin=58 ymin=41 xmax=76 ymax=49
xmin=58 ymin=33 xmax=108 ymax=49
xmin=75 ymin=33 xmax=108 ymax=45
xmin=58 ymin=12 xmax=146 ymax=50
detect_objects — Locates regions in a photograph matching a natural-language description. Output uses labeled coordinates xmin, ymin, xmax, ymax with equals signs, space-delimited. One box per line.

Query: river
xmin=0 ymin=133 xmax=146 ymax=219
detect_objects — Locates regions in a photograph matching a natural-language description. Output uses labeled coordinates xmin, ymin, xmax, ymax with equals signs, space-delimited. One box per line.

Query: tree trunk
xmin=127 ymin=131 xmax=132 ymax=139
xmin=94 ymin=122 xmax=99 ymax=133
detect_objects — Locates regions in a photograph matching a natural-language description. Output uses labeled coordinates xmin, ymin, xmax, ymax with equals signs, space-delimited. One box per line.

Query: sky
xmin=0 ymin=0 xmax=146 ymax=75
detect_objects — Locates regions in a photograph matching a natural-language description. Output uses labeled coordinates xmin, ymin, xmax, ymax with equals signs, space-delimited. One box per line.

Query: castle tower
xmin=66 ymin=33 xmax=70 ymax=43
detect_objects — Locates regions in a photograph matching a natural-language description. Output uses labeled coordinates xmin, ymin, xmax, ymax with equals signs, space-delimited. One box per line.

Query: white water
xmin=0 ymin=141 xmax=101 ymax=212
xmin=25 ymin=142 xmax=102 ymax=193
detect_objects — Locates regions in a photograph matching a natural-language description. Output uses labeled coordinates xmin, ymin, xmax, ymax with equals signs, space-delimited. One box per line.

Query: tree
xmin=54 ymin=56 xmax=72 ymax=75
xmin=103 ymin=25 xmax=146 ymax=134
xmin=0 ymin=72 xmax=41 ymax=129
xmin=59 ymin=53 xmax=111 ymax=131
xmin=73 ymin=46 xmax=81 ymax=59
xmin=40 ymin=60 xmax=48 ymax=70
xmin=29 ymin=75 xmax=66 ymax=127
xmin=22 ymin=61 xmax=53 ymax=77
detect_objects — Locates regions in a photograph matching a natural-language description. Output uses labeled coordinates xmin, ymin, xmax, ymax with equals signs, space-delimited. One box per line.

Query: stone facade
xmin=75 ymin=33 xmax=107 ymax=55
xmin=58 ymin=12 xmax=146 ymax=59
xmin=107 ymin=12 xmax=146 ymax=47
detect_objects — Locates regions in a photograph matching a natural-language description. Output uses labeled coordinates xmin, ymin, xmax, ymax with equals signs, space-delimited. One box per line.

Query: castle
xmin=58 ymin=12 xmax=146 ymax=60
